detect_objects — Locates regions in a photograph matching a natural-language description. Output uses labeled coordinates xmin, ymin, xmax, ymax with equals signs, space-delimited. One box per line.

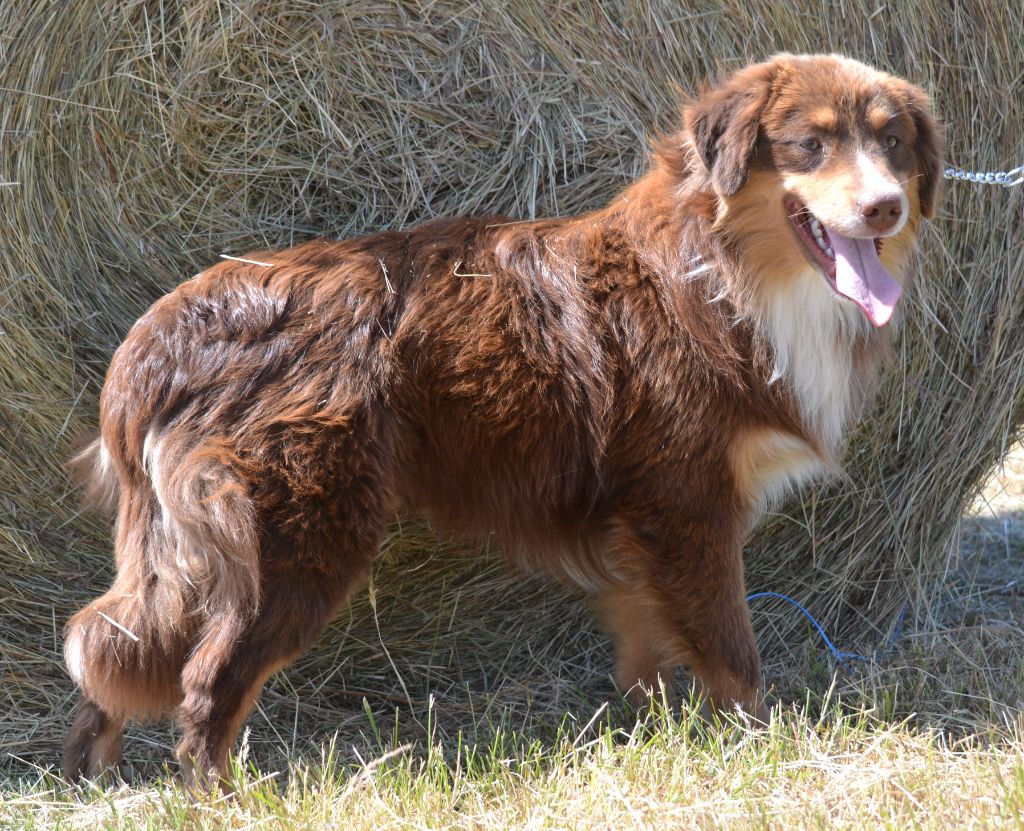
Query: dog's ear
xmin=684 ymin=60 xmax=778 ymax=197
xmin=899 ymin=82 xmax=942 ymax=219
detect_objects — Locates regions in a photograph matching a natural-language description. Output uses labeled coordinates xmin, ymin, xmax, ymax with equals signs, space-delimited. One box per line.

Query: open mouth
xmin=783 ymin=198 xmax=899 ymax=328
xmin=785 ymin=199 xmax=883 ymax=286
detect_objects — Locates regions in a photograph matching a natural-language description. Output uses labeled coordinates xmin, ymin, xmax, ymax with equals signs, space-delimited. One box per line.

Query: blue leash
xmin=746 ymin=591 xmax=870 ymax=667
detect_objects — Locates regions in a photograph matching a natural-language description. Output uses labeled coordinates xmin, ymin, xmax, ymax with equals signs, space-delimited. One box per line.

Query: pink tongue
xmin=828 ymin=231 xmax=902 ymax=327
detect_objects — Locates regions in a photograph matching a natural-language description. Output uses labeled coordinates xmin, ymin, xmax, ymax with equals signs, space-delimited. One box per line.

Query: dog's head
xmin=683 ymin=54 xmax=941 ymax=327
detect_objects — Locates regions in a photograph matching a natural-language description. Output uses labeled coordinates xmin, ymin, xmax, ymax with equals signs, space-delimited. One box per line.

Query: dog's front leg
xmin=594 ymin=515 xmax=768 ymax=723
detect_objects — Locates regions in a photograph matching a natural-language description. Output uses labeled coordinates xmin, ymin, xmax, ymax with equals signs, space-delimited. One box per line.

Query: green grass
xmin=5 ymin=696 xmax=1024 ymax=830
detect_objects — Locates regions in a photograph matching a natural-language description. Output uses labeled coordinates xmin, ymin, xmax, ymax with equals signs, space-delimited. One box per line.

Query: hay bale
xmin=1 ymin=0 xmax=1022 ymax=769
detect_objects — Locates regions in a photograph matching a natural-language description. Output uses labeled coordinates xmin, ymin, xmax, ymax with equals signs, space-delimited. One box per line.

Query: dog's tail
xmin=64 ymin=429 xmax=261 ymax=723
xmin=68 ymin=433 xmax=119 ymax=516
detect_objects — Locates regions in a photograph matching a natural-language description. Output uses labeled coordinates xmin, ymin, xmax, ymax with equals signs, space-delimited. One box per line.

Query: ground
xmin=2 ymin=447 xmax=1023 ymax=829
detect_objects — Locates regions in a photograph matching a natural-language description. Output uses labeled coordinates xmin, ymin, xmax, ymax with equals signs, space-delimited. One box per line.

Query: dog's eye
xmin=800 ymin=138 xmax=822 ymax=152
xmin=884 ymin=135 xmax=899 ymax=149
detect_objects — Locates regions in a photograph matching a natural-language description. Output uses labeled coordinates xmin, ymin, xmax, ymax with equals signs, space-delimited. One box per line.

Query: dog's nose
xmin=861 ymin=196 xmax=902 ymax=233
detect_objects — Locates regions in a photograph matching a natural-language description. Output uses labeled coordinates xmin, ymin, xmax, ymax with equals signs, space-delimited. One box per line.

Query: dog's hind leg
xmin=63 ymin=577 xmax=191 ymax=779
xmin=174 ymin=547 xmax=379 ymax=786
xmin=63 ymin=569 xmax=193 ymax=779
xmin=63 ymin=698 xmax=127 ymax=782
xmin=63 ymin=429 xmax=265 ymax=781
xmin=63 ymin=487 xmax=195 ymax=780
xmin=173 ymin=479 xmax=388 ymax=787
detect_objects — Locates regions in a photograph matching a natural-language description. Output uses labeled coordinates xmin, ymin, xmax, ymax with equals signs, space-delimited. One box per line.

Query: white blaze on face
xmin=854 ymin=151 xmax=909 ymax=236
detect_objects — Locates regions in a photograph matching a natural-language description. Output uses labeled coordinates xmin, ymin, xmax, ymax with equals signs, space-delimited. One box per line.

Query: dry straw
xmin=1 ymin=0 xmax=1022 ymax=774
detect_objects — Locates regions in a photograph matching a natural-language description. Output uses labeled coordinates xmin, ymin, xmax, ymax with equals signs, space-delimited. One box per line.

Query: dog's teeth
xmin=808 ymin=215 xmax=832 ymax=258
xmin=806 ymin=215 xmax=833 ymax=258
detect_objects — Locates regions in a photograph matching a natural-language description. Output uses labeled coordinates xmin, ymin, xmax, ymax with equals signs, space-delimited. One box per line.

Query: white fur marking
xmin=707 ymin=284 xmax=730 ymax=304
xmin=145 ymin=429 xmax=198 ymax=582
xmin=142 ymin=429 xmax=158 ymax=476
xmin=682 ymin=261 xmax=713 ymax=281
xmin=145 ymin=429 xmax=249 ymax=595
xmin=558 ymin=559 xmax=603 ymax=593
xmin=64 ymin=627 xmax=86 ymax=686
xmin=762 ymin=266 xmax=868 ymax=449
xmin=143 ymin=428 xmax=175 ymax=537
xmin=98 ymin=440 xmax=112 ymax=478
xmin=855 ymin=152 xmax=909 ymax=234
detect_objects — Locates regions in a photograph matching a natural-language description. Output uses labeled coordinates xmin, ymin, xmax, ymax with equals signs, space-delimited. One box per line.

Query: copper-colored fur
xmin=63 ymin=54 xmax=941 ymax=782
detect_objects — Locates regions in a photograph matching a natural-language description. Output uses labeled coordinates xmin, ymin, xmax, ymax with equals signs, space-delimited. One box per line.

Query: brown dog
xmin=63 ymin=53 xmax=941 ymax=782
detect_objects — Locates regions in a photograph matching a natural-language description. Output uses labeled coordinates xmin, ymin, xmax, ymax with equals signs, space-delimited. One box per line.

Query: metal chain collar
xmin=943 ymin=163 xmax=1023 ymax=186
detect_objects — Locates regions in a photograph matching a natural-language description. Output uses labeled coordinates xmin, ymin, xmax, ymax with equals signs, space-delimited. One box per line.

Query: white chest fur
xmin=762 ymin=267 xmax=869 ymax=450
xmin=732 ymin=268 xmax=872 ymax=514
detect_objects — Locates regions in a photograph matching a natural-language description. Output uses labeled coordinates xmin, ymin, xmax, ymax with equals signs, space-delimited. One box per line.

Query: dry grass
xmin=1 ymin=0 xmax=1023 ymax=805
xmin=8 ymin=707 xmax=1024 ymax=829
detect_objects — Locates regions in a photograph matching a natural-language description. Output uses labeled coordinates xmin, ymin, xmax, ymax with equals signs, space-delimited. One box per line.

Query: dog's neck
xmin=602 ymin=166 xmax=894 ymax=454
